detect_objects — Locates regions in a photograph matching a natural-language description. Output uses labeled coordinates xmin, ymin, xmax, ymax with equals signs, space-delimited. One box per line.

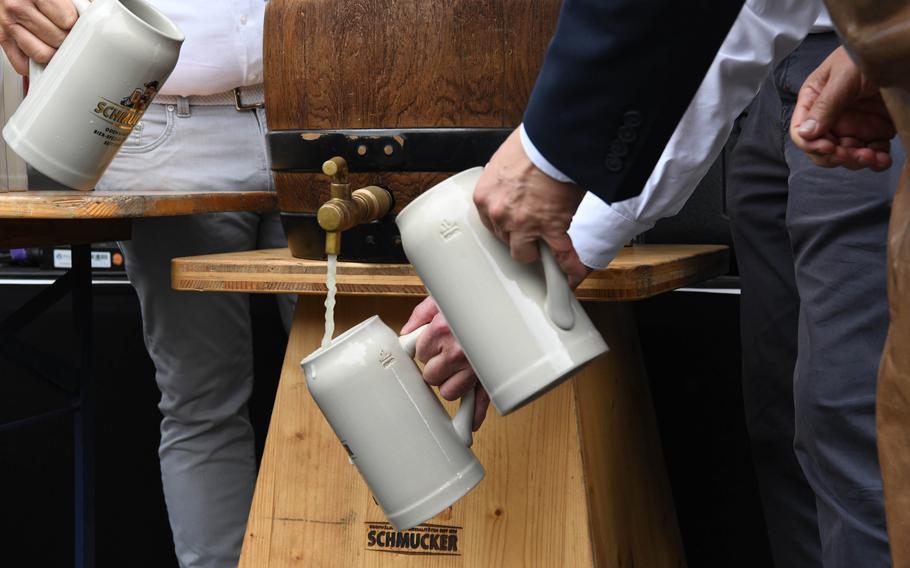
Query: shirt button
xmin=240 ymin=15 xmax=248 ymax=25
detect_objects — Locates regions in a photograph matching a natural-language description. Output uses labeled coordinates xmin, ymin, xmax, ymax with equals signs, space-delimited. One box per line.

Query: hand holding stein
xmin=1 ymin=0 xmax=183 ymax=190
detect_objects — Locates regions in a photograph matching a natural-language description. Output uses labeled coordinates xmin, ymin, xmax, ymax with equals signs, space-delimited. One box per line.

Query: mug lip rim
xmin=394 ymin=166 xmax=484 ymax=227
xmin=114 ymin=0 xmax=186 ymax=43
xmin=300 ymin=314 xmax=382 ymax=366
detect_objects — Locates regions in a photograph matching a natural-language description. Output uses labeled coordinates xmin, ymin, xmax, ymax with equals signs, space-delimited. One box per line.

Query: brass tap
xmin=317 ymin=157 xmax=393 ymax=256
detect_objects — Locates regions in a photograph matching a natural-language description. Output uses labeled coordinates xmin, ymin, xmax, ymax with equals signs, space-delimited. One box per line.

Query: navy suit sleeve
xmin=523 ymin=0 xmax=744 ymax=203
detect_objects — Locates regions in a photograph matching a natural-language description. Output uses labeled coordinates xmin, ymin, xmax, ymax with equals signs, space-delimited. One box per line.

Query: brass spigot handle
xmin=322 ymin=157 xmax=349 ymax=183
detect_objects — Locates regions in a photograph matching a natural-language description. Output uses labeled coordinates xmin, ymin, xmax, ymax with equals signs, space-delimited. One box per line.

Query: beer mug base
xmin=488 ymin=332 xmax=608 ymax=416
xmin=387 ymin=459 xmax=485 ymax=531
xmin=2 ymin=124 xmax=97 ymax=190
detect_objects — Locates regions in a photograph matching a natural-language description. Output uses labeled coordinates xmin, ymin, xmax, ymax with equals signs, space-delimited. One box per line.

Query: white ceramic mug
xmin=301 ymin=316 xmax=484 ymax=531
xmin=396 ymin=167 xmax=609 ymax=415
xmin=1 ymin=0 xmax=183 ymax=190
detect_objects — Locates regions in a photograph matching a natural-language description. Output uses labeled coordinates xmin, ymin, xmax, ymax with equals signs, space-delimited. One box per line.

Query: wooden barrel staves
xmin=264 ymin=0 xmax=561 ymax=259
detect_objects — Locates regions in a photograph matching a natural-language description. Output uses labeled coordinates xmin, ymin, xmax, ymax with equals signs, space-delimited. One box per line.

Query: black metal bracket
xmin=0 ymin=270 xmax=80 ymax=394
xmin=0 ymin=244 xmax=96 ymax=568
xmin=268 ymin=127 xmax=512 ymax=172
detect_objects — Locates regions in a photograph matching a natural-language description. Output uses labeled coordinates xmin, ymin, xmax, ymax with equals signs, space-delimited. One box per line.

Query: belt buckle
xmin=233 ymin=87 xmax=264 ymax=111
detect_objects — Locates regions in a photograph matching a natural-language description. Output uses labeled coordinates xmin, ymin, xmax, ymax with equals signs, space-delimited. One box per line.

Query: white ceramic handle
xmin=398 ymin=324 xmax=425 ymax=358
xmin=399 ymin=323 xmax=475 ymax=447
xmin=540 ymin=243 xmax=575 ymax=330
xmin=28 ymin=0 xmax=92 ymax=85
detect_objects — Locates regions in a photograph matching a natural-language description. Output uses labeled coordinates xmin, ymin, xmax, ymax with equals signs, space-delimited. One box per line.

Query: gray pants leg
xmin=729 ymin=33 xmax=897 ymax=568
xmin=729 ymin=72 xmax=823 ymax=568
xmin=97 ymin=102 xmax=292 ymax=568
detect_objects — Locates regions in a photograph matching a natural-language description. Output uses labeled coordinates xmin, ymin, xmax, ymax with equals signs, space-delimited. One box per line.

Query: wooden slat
xmin=172 ymin=245 xmax=729 ymax=301
xmin=0 ymin=218 xmax=131 ymax=248
xmin=577 ymin=244 xmax=731 ymax=301
xmin=0 ymin=190 xmax=277 ymax=219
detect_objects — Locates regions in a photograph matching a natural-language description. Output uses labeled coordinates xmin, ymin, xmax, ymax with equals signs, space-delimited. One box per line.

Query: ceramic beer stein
xmin=396 ymin=167 xmax=609 ymax=415
xmin=301 ymin=316 xmax=484 ymax=531
xmin=2 ymin=0 xmax=183 ymax=190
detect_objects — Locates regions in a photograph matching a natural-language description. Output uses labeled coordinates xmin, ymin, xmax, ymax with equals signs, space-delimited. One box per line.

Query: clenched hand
xmin=401 ymin=297 xmax=491 ymax=431
xmin=473 ymin=128 xmax=589 ymax=285
xmin=790 ymin=46 xmax=895 ymax=171
xmin=0 ymin=0 xmax=77 ymax=75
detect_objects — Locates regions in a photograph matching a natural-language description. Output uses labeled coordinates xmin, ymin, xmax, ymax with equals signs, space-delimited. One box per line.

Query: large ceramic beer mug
xmin=301 ymin=316 xmax=484 ymax=530
xmin=396 ymin=168 xmax=609 ymax=415
xmin=2 ymin=0 xmax=183 ymax=190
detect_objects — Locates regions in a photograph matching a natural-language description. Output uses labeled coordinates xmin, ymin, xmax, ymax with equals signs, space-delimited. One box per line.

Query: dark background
xmin=0 ymin=283 xmax=286 ymax=567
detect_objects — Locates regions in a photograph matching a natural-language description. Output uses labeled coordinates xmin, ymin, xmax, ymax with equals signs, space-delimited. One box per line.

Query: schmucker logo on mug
xmin=91 ymin=81 xmax=162 ymax=146
xmin=1 ymin=0 xmax=183 ymax=191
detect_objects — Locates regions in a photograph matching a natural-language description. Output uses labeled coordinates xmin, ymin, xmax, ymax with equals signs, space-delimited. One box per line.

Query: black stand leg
xmin=72 ymin=244 xmax=95 ymax=568
xmin=0 ymin=244 xmax=99 ymax=567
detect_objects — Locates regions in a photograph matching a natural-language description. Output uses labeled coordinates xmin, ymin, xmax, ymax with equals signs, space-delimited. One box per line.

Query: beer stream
xmin=322 ymin=254 xmax=338 ymax=348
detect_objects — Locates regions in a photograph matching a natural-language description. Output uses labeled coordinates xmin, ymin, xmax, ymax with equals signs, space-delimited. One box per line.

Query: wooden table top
xmin=172 ymin=244 xmax=729 ymax=301
xmin=0 ymin=189 xmax=278 ymax=219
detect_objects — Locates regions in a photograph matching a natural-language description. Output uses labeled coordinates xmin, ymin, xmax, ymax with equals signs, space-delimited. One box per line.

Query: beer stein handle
xmin=540 ymin=243 xmax=576 ymax=330
xmin=399 ymin=323 xmax=476 ymax=448
xmin=28 ymin=0 xmax=93 ymax=87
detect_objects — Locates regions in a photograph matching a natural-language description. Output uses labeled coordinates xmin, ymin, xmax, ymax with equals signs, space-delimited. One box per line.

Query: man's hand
xmin=474 ymin=128 xmax=588 ymax=283
xmin=790 ymin=46 xmax=895 ymax=171
xmin=401 ymin=297 xmax=491 ymax=431
xmin=0 ymin=0 xmax=77 ymax=75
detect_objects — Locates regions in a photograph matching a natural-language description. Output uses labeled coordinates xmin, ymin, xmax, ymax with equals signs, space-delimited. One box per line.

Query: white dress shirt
xmin=150 ymin=1 xmax=264 ymax=96
xmin=523 ymin=0 xmax=825 ymax=268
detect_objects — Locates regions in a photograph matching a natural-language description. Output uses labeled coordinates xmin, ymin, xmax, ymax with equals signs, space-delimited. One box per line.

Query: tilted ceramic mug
xmin=1 ymin=0 xmax=183 ymax=190
xmin=396 ymin=167 xmax=609 ymax=415
xmin=301 ymin=316 xmax=484 ymax=531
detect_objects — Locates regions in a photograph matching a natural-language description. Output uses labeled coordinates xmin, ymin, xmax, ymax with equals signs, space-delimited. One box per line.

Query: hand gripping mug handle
xmin=399 ymin=324 xmax=475 ymax=448
xmin=540 ymin=243 xmax=576 ymax=331
xmin=28 ymin=0 xmax=93 ymax=87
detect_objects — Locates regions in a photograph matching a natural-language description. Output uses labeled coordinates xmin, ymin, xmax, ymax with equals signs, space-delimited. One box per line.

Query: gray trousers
xmin=728 ymin=33 xmax=900 ymax=568
xmin=97 ymin=101 xmax=293 ymax=568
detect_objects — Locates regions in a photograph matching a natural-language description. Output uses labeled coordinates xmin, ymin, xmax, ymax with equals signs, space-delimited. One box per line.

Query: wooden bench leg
xmin=241 ymin=296 xmax=685 ymax=567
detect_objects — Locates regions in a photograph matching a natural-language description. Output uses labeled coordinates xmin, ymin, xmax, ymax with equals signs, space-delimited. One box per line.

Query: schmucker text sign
xmin=365 ymin=522 xmax=462 ymax=556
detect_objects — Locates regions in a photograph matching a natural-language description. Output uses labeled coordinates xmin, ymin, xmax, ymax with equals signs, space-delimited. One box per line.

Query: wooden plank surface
xmin=0 ymin=190 xmax=277 ymax=219
xmin=265 ymin=0 xmax=559 ymax=131
xmin=241 ymin=296 xmax=686 ymax=567
xmin=265 ymin=0 xmax=561 ymax=214
xmin=0 ymin=219 xmax=131 ymax=248
xmin=172 ymin=244 xmax=729 ymax=301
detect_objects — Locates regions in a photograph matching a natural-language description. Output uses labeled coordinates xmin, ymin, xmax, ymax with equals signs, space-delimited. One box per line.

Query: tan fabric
xmin=823 ymin=2 xmax=910 ymax=565
xmin=879 ymin=90 xmax=910 ymax=568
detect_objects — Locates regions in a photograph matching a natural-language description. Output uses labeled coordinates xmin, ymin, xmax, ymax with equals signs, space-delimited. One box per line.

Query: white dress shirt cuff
xmin=518 ymin=123 xmax=573 ymax=183
xmin=568 ymin=192 xmax=652 ymax=269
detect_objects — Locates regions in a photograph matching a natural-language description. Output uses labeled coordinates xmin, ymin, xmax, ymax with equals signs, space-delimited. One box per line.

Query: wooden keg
xmin=264 ymin=0 xmax=561 ymax=259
